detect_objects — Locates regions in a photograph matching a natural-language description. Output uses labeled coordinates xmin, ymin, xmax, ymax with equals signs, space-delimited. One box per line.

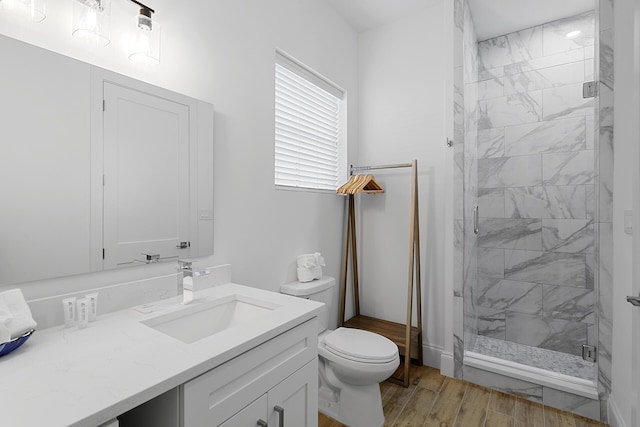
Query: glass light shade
xmin=128 ymin=13 xmax=160 ymax=65
xmin=0 ymin=0 xmax=46 ymax=22
xmin=71 ymin=0 xmax=111 ymax=47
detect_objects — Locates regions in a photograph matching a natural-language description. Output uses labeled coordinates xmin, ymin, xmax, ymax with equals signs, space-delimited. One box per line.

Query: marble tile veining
xmin=599 ymin=29 xmax=614 ymax=90
xmin=479 ymin=91 xmax=543 ymax=129
xmin=543 ymin=151 xmax=595 ymax=186
xmin=505 ymin=250 xmax=586 ymax=288
xmin=503 ymin=49 xmax=584 ymax=75
xmin=543 ymin=83 xmax=595 ymax=121
xmin=541 ymin=219 xmax=595 ymax=253
xmin=478 ymin=66 xmax=504 ymax=82
xmin=503 ymin=61 xmax=585 ymax=95
xmin=478 ymin=155 xmax=542 ymax=188
xmin=477 ymin=305 xmax=506 ymax=339
xmin=542 ymin=285 xmax=595 ymax=324
xmin=505 ymin=186 xmax=586 ymax=219
xmin=477 ymin=248 xmax=505 ymax=279
xmin=477 ymin=277 xmax=542 ymax=315
xmin=478 ymin=188 xmax=505 ymax=218
xmin=478 ymin=128 xmax=505 ymax=158
xmin=478 ymin=26 xmax=543 ymax=70
xmin=504 ymin=116 xmax=586 ymax=157
xmin=478 ymin=219 xmax=542 ymax=250
xmin=505 ymin=312 xmax=588 ymax=356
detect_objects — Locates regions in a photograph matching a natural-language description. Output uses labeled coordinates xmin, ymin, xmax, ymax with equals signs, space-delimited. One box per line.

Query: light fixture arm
xmin=128 ymin=0 xmax=154 ymax=15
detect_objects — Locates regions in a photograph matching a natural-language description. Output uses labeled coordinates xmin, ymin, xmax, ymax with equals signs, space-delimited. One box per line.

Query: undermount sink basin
xmin=141 ymin=294 xmax=281 ymax=344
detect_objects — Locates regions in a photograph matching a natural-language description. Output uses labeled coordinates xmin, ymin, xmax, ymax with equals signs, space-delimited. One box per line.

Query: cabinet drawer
xmin=182 ymin=319 xmax=317 ymax=427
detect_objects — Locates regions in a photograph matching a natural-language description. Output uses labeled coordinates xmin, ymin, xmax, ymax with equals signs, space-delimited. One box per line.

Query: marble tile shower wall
xmin=473 ymin=12 xmax=597 ymax=357
xmin=596 ymin=0 xmax=614 ymax=405
xmin=451 ymin=0 xmax=467 ymax=379
xmin=462 ymin=0 xmax=479 ymax=355
xmin=452 ymin=0 xmax=479 ymax=379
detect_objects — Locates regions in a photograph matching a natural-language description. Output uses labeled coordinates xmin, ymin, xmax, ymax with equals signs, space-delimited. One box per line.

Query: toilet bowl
xmin=280 ymin=277 xmax=399 ymax=427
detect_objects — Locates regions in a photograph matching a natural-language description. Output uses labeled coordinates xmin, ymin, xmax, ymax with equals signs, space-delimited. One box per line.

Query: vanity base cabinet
xmin=182 ymin=319 xmax=318 ymax=427
xmin=219 ymin=360 xmax=317 ymax=427
xmin=267 ymin=359 xmax=318 ymax=427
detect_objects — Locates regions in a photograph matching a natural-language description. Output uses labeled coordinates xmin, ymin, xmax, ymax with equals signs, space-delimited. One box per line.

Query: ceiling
xmin=468 ymin=0 xmax=594 ymax=41
xmin=324 ymin=0 xmax=594 ymax=40
xmin=324 ymin=0 xmax=432 ymax=33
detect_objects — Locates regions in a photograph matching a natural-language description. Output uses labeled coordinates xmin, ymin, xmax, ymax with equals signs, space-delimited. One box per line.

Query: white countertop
xmin=0 ymin=283 xmax=323 ymax=427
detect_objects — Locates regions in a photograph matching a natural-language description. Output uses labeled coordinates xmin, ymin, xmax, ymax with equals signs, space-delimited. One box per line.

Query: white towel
xmin=296 ymin=252 xmax=326 ymax=282
xmin=0 ymin=289 xmax=37 ymax=339
xmin=0 ymin=299 xmax=12 ymax=343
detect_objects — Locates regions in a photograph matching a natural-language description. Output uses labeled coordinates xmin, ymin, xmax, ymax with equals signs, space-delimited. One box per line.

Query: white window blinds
xmin=275 ymin=52 xmax=344 ymax=191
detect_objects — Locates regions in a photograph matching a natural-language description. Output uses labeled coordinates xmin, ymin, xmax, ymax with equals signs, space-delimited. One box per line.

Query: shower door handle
xmin=626 ymin=295 xmax=640 ymax=306
xmin=473 ymin=205 xmax=479 ymax=235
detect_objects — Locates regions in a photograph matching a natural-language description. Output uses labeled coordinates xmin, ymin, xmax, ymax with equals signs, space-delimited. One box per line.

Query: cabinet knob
xmin=257 ymin=419 xmax=268 ymax=427
xmin=274 ymin=405 xmax=284 ymax=427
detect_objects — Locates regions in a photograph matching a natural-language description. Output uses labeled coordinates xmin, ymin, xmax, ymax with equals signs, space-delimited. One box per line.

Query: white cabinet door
xmin=103 ymin=82 xmax=191 ymax=268
xmin=268 ymin=360 xmax=318 ymax=427
xmin=219 ymin=394 xmax=268 ymax=427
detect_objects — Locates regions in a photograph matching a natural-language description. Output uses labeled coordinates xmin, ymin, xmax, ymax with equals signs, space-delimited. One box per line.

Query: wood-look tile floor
xmin=318 ymin=365 xmax=609 ymax=427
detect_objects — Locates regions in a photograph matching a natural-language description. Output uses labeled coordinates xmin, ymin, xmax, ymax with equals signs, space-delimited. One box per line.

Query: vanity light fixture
xmin=0 ymin=0 xmax=46 ymax=23
xmin=128 ymin=0 xmax=160 ymax=65
xmin=71 ymin=0 xmax=111 ymax=47
xmin=565 ymin=30 xmax=582 ymax=39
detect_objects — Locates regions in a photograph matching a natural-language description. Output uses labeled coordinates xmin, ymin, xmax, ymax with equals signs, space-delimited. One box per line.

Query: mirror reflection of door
xmin=102 ymin=83 xmax=190 ymax=268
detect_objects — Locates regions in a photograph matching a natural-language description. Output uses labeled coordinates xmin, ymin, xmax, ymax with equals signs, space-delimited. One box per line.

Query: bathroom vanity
xmin=0 ymin=284 xmax=322 ymax=427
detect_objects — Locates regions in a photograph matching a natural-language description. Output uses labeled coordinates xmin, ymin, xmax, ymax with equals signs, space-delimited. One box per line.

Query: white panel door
xmin=268 ymin=360 xmax=318 ymax=427
xmin=103 ymin=82 xmax=190 ymax=268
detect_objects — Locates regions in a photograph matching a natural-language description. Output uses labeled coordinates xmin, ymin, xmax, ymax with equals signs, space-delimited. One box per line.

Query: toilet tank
xmin=280 ymin=276 xmax=338 ymax=333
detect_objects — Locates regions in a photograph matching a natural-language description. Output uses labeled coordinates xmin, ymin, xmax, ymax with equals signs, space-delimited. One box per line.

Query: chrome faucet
xmin=177 ymin=259 xmax=194 ymax=304
xmin=177 ymin=259 xmax=211 ymax=304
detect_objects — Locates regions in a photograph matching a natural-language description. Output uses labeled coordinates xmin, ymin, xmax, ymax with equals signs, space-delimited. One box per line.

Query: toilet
xmin=280 ymin=276 xmax=399 ymax=427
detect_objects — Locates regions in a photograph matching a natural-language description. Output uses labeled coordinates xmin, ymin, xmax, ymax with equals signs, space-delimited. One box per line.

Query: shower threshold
xmin=464 ymin=336 xmax=598 ymax=399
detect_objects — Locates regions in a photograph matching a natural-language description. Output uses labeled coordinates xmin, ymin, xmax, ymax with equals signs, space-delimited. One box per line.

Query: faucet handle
xmin=178 ymin=259 xmax=193 ymax=269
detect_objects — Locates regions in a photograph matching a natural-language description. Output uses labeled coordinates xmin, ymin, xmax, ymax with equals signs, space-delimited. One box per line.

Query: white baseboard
xmin=608 ymin=396 xmax=627 ymax=427
xmin=439 ymin=351 xmax=454 ymax=377
xmin=422 ymin=343 xmax=443 ymax=369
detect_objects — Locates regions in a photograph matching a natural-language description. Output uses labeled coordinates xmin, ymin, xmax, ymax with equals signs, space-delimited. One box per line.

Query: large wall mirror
xmin=0 ymin=34 xmax=214 ymax=286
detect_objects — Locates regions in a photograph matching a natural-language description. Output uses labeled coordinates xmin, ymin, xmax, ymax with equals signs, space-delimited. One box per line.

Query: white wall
xmin=356 ymin=0 xmax=447 ymax=365
xmin=611 ymin=0 xmax=637 ymax=426
xmin=0 ymin=1 xmax=358 ymax=300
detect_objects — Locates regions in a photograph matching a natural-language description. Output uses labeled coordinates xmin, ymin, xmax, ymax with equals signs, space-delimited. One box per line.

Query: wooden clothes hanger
xmin=336 ymin=174 xmax=384 ymax=195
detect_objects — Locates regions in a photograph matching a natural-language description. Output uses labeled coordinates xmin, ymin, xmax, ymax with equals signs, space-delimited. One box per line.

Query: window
xmin=275 ymin=51 xmax=346 ymax=191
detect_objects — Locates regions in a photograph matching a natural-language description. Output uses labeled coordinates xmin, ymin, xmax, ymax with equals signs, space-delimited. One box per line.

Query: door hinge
xmin=582 ymin=345 xmax=596 ymax=362
xmin=102 ymin=174 xmax=106 ymax=186
xmin=102 ymin=248 xmax=105 ymax=260
xmin=103 ymin=99 xmax=106 ymax=111
xmin=583 ymin=81 xmax=597 ymax=98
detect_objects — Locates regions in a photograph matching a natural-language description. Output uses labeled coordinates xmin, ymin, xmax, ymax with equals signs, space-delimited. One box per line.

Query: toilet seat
xmin=323 ymin=327 xmax=398 ymax=364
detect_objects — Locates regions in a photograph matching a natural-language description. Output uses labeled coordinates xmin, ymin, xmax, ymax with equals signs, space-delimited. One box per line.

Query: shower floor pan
xmin=465 ymin=336 xmax=598 ymax=399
